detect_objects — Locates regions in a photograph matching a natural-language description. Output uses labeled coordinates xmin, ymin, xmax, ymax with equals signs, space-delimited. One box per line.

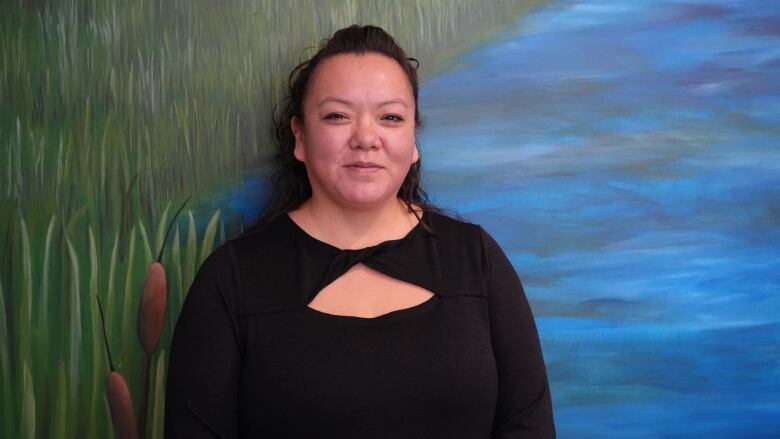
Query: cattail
xmin=97 ymin=295 xmax=138 ymax=439
xmin=137 ymin=195 xmax=189 ymax=354
xmin=107 ymin=371 xmax=139 ymax=439
xmin=137 ymin=261 xmax=167 ymax=355
xmin=137 ymin=261 xmax=167 ymax=438
xmin=136 ymin=196 xmax=189 ymax=438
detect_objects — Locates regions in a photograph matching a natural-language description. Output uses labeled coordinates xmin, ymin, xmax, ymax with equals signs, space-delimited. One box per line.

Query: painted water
xmin=209 ymin=1 xmax=780 ymax=436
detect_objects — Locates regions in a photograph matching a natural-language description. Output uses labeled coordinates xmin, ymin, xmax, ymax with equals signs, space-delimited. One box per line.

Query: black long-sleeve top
xmin=165 ymin=211 xmax=555 ymax=438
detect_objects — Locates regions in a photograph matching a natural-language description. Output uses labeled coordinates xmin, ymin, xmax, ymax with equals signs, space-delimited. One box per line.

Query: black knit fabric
xmin=165 ymin=212 xmax=554 ymax=438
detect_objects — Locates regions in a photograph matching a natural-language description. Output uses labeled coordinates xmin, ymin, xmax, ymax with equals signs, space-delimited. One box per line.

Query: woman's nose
xmin=350 ymin=116 xmax=379 ymax=150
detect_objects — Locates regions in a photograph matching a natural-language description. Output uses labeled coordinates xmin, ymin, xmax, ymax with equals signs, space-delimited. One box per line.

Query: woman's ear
xmin=291 ymin=116 xmax=305 ymax=162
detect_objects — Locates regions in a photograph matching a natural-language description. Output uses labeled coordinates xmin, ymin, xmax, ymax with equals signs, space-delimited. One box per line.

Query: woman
xmin=166 ymin=25 xmax=554 ymax=438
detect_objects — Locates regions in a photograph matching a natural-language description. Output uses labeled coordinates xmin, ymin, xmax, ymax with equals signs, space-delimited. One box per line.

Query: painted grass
xmin=1 ymin=0 xmax=545 ymax=232
xmin=0 ymin=0 xmax=547 ymax=437
xmin=1 ymin=208 xmax=225 ymax=438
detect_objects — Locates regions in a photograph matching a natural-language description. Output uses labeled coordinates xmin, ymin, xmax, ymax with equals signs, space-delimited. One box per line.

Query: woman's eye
xmin=324 ymin=113 xmax=346 ymax=120
xmin=383 ymin=114 xmax=404 ymax=122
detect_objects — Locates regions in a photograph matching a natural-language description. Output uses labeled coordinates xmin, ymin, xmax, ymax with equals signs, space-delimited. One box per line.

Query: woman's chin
xmin=334 ymin=190 xmax=398 ymax=211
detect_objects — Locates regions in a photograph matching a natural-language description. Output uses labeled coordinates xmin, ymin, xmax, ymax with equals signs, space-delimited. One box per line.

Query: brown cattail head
xmin=137 ymin=261 xmax=167 ymax=355
xmin=107 ymin=371 xmax=138 ymax=439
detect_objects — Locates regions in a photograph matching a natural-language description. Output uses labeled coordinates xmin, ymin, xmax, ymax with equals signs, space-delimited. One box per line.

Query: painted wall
xmin=0 ymin=1 xmax=544 ymax=437
xmin=417 ymin=2 xmax=780 ymax=437
xmin=2 ymin=0 xmax=778 ymax=438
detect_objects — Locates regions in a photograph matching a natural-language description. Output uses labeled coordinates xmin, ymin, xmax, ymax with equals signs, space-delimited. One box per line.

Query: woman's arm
xmin=480 ymin=228 xmax=555 ymax=438
xmin=165 ymin=243 xmax=243 ymax=438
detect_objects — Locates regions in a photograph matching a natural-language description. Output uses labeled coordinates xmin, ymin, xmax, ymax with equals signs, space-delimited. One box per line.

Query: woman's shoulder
xmin=421 ymin=210 xmax=510 ymax=266
xmin=234 ymin=212 xmax=290 ymax=239
xmin=194 ymin=214 xmax=298 ymax=287
xmin=205 ymin=214 xmax=309 ymax=314
xmin=422 ymin=210 xmax=486 ymax=243
xmin=228 ymin=213 xmax=298 ymax=255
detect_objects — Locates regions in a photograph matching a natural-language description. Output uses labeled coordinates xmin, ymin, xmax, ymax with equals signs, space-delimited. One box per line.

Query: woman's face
xmin=292 ymin=53 xmax=418 ymax=211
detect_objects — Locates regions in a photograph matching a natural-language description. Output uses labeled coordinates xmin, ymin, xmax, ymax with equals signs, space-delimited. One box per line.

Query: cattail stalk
xmin=97 ymin=295 xmax=138 ymax=439
xmin=137 ymin=262 xmax=165 ymax=439
xmin=137 ymin=196 xmax=189 ymax=438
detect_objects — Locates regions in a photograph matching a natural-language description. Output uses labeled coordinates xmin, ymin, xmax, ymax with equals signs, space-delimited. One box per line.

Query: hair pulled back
xmin=253 ymin=25 xmax=437 ymax=228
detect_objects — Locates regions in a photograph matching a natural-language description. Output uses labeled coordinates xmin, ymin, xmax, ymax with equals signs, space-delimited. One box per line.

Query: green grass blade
xmin=65 ymin=237 xmax=82 ymax=402
xmin=52 ymin=361 xmax=68 ymax=439
xmin=171 ymin=226 xmax=182 ymax=297
xmin=150 ymin=350 xmax=166 ymax=439
xmin=65 ymin=203 xmax=89 ymax=236
xmin=40 ymin=215 xmax=56 ymax=333
xmin=138 ymin=219 xmax=153 ymax=265
xmin=18 ymin=218 xmax=33 ymax=378
xmin=0 ymin=275 xmax=13 ymax=439
xmin=21 ymin=362 xmax=36 ymax=439
xmin=106 ymin=230 xmax=120 ymax=338
xmin=155 ymin=202 xmax=171 ymax=260
xmin=88 ymin=227 xmax=104 ymax=439
xmin=121 ymin=226 xmax=137 ymax=360
xmin=199 ymin=210 xmax=220 ymax=265
xmin=183 ymin=211 xmax=197 ymax=291
xmin=169 ymin=226 xmax=183 ymax=333
xmin=89 ymin=226 xmax=99 ymax=298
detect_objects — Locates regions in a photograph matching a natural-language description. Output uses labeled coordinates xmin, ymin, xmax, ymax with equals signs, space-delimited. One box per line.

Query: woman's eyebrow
xmin=378 ymin=99 xmax=408 ymax=108
xmin=317 ymin=97 xmax=409 ymax=108
xmin=318 ymin=97 xmax=353 ymax=107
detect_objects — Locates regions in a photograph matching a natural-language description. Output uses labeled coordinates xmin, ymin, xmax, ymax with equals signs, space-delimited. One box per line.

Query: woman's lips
xmin=344 ymin=161 xmax=382 ymax=172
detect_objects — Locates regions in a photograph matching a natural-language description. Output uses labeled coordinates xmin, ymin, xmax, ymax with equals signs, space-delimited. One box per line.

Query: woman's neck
xmin=288 ymin=197 xmax=420 ymax=250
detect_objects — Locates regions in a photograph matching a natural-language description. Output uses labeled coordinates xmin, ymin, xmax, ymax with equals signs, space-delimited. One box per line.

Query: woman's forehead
xmin=305 ymin=53 xmax=414 ymax=106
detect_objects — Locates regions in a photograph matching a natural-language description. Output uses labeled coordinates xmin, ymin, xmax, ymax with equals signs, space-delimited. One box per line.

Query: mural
xmin=0 ymin=0 xmax=544 ymax=438
xmin=417 ymin=1 xmax=779 ymax=437
xmin=2 ymin=0 xmax=778 ymax=438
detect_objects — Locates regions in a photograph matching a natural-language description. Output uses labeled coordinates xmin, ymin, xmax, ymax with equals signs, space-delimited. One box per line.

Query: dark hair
xmin=251 ymin=24 xmax=442 ymax=229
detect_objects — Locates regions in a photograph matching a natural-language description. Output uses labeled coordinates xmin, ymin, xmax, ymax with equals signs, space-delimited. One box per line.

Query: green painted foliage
xmin=0 ymin=0 xmax=546 ymax=436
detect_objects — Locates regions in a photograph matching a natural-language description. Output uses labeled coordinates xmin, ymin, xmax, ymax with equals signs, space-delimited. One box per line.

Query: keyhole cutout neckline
xmin=303 ymin=293 xmax=440 ymax=323
xmin=283 ymin=212 xmax=439 ymax=321
xmin=305 ymin=263 xmax=439 ymax=319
